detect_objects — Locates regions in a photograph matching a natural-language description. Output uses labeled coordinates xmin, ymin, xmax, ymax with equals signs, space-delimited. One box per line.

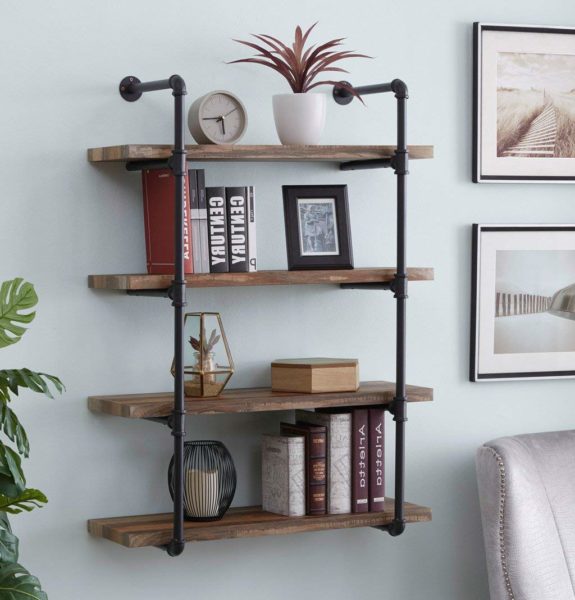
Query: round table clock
xmin=188 ymin=91 xmax=248 ymax=145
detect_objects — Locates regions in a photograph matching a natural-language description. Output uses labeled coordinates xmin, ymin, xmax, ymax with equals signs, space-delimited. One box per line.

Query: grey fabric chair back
xmin=477 ymin=430 xmax=575 ymax=600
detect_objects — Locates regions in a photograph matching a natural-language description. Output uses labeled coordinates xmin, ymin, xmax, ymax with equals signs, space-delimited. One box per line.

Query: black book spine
xmin=197 ymin=170 xmax=210 ymax=273
xmin=226 ymin=186 xmax=249 ymax=273
xmin=206 ymin=186 xmax=229 ymax=273
xmin=188 ymin=169 xmax=202 ymax=273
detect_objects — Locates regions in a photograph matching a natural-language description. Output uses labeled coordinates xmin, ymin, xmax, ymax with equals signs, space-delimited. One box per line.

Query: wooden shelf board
xmin=87 ymin=144 xmax=434 ymax=163
xmin=87 ymin=501 xmax=431 ymax=547
xmin=88 ymin=267 xmax=434 ymax=291
xmin=88 ymin=381 xmax=433 ymax=418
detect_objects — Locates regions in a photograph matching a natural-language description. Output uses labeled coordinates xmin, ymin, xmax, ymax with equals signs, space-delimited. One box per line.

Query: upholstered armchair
xmin=476 ymin=430 xmax=575 ymax=600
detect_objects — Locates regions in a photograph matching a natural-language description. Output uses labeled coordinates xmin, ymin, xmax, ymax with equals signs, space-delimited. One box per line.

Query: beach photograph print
xmin=497 ymin=52 xmax=575 ymax=158
xmin=495 ymin=249 xmax=575 ymax=354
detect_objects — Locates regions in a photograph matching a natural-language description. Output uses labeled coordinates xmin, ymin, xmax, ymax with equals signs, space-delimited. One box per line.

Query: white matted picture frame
xmin=470 ymin=224 xmax=575 ymax=381
xmin=473 ymin=23 xmax=575 ymax=183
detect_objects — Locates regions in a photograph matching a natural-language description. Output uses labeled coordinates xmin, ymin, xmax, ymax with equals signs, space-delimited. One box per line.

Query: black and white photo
xmin=283 ymin=185 xmax=353 ymax=270
xmin=470 ymin=225 xmax=575 ymax=380
xmin=474 ymin=23 xmax=575 ymax=182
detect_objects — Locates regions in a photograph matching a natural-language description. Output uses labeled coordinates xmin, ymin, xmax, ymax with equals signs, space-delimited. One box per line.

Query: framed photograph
xmin=470 ymin=224 xmax=575 ymax=381
xmin=282 ymin=185 xmax=353 ymax=270
xmin=473 ymin=23 xmax=575 ymax=182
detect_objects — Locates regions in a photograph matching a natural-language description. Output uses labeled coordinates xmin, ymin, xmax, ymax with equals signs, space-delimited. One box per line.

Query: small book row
xmin=142 ymin=168 xmax=257 ymax=275
xmin=262 ymin=408 xmax=385 ymax=517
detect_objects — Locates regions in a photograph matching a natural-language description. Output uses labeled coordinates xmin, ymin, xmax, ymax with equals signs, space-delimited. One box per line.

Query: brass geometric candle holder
xmin=171 ymin=312 xmax=234 ymax=397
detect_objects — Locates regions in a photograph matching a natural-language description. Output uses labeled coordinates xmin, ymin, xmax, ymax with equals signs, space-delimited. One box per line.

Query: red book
xmin=368 ymin=408 xmax=385 ymax=511
xmin=142 ymin=169 xmax=193 ymax=274
xmin=352 ymin=409 xmax=369 ymax=513
xmin=280 ymin=422 xmax=327 ymax=515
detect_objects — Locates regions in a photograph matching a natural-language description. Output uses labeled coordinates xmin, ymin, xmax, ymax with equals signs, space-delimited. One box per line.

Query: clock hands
xmin=203 ymin=107 xmax=237 ymax=136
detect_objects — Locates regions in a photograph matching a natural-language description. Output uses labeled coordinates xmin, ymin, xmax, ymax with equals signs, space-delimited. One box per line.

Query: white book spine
xmin=262 ymin=435 xmax=305 ymax=517
xmin=296 ymin=411 xmax=351 ymax=514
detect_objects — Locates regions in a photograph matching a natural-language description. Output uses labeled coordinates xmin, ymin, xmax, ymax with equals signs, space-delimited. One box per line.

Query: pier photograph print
xmin=474 ymin=23 xmax=575 ymax=181
xmin=471 ymin=225 xmax=575 ymax=381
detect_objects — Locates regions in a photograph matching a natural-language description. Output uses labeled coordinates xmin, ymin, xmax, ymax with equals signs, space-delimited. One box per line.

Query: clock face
xmin=189 ymin=91 xmax=248 ymax=145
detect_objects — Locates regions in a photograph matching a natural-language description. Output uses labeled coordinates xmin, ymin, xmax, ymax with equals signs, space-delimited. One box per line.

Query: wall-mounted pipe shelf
xmin=86 ymin=74 xmax=434 ymax=555
xmin=87 ymin=144 xmax=433 ymax=165
xmin=88 ymin=268 xmax=434 ymax=292
xmin=88 ymin=381 xmax=433 ymax=419
xmin=88 ymin=502 xmax=431 ymax=548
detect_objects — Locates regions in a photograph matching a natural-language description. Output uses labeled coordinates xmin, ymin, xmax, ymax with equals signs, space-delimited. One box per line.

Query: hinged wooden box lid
xmin=271 ymin=358 xmax=359 ymax=394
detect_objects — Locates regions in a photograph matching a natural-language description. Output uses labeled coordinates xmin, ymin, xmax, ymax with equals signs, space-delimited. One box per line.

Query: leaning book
xmin=262 ymin=434 xmax=305 ymax=517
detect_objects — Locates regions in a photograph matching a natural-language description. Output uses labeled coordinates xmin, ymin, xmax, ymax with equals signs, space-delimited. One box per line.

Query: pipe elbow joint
xmin=169 ymin=74 xmax=187 ymax=96
xmin=391 ymin=79 xmax=408 ymax=99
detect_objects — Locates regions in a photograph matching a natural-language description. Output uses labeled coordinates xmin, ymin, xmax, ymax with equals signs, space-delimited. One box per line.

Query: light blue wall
xmin=2 ymin=1 xmax=575 ymax=598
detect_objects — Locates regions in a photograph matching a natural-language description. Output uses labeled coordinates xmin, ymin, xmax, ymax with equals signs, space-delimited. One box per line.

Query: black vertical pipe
xmin=391 ymin=81 xmax=408 ymax=535
xmin=119 ymin=74 xmax=188 ymax=556
xmin=168 ymin=80 xmax=187 ymax=557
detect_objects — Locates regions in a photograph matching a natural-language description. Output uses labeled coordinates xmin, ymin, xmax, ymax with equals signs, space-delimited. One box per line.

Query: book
xmin=295 ymin=410 xmax=351 ymax=514
xmin=247 ymin=186 xmax=257 ymax=272
xmin=141 ymin=169 xmax=193 ymax=274
xmin=368 ymin=408 xmax=385 ymax=511
xmin=197 ymin=170 xmax=210 ymax=273
xmin=261 ymin=434 xmax=305 ymax=517
xmin=206 ymin=186 xmax=229 ymax=273
xmin=280 ymin=422 xmax=327 ymax=516
xmin=226 ymin=186 xmax=249 ymax=272
xmin=352 ymin=409 xmax=369 ymax=513
xmin=188 ymin=169 xmax=202 ymax=274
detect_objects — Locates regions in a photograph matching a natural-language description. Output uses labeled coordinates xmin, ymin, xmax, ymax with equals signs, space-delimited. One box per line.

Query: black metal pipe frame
xmin=119 ymin=74 xmax=188 ymax=556
xmin=334 ymin=79 xmax=409 ymax=536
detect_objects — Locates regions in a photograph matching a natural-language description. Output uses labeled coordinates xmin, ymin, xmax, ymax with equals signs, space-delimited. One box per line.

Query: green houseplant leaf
xmin=0 ymin=405 xmax=29 ymax=458
xmin=0 ymin=489 xmax=47 ymax=515
xmin=0 ymin=447 xmax=24 ymax=493
xmin=0 ymin=562 xmax=47 ymax=600
xmin=0 ymin=513 xmax=18 ymax=564
xmin=0 ymin=280 xmax=38 ymax=349
xmin=0 ymin=370 xmax=64 ymax=401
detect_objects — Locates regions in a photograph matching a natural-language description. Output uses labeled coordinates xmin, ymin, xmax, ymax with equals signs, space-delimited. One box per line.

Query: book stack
xmin=141 ymin=168 xmax=257 ymax=274
xmin=261 ymin=408 xmax=385 ymax=517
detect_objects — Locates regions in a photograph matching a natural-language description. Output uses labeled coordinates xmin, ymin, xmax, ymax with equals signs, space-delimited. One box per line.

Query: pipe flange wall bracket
xmin=119 ymin=76 xmax=142 ymax=102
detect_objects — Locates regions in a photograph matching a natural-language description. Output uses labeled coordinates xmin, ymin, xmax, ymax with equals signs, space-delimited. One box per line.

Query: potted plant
xmin=229 ymin=23 xmax=370 ymax=145
xmin=0 ymin=278 xmax=64 ymax=599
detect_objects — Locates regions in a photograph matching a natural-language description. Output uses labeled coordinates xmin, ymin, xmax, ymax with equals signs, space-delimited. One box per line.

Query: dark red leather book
xmin=142 ymin=169 xmax=193 ymax=274
xmin=280 ymin=422 xmax=327 ymax=515
xmin=352 ymin=409 xmax=369 ymax=513
xmin=368 ymin=408 xmax=385 ymax=511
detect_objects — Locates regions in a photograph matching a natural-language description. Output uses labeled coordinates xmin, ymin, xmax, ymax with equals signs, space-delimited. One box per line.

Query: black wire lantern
xmin=168 ymin=441 xmax=236 ymax=521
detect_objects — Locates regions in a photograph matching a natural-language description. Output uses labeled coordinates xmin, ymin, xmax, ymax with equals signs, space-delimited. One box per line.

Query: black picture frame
xmin=472 ymin=22 xmax=575 ymax=183
xmin=470 ymin=224 xmax=575 ymax=381
xmin=282 ymin=185 xmax=353 ymax=270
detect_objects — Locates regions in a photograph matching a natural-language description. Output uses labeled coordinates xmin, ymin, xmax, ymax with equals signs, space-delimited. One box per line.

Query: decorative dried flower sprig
xmin=228 ymin=23 xmax=371 ymax=99
xmin=190 ymin=329 xmax=221 ymax=355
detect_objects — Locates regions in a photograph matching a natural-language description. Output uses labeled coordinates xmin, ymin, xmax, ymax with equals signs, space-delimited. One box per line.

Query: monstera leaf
xmin=0 ymin=370 xmax=64 ymax=405
xmin=0 ymin=562 xmax=47 ymax=600
xmin=0 ymin=280 xmax=37 ymax=349
xmin=0 ymin=489 xmax=47 ymax=515
xmin=0 ymin=405 xmax=29 ymax=458
xmin=0 ymin=447 xmax=24 ymax=494
xmin=0 ymin=513 xmax=18 ymax=564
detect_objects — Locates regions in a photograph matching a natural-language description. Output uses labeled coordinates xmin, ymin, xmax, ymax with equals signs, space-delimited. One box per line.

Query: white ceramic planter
xmin=272 ymin=93 xmax=326 ymax=145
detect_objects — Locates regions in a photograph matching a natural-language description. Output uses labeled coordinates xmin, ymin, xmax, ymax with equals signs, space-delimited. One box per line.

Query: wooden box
xmin=271 ymin=358 xmax=359 ymax=394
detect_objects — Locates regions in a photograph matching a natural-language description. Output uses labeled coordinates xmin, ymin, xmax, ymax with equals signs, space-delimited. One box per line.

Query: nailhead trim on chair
xmin=485 ymin=446 xmax=515 ymax=600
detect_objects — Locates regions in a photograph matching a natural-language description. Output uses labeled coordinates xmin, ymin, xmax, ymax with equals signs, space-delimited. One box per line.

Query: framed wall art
xmin=470 ymin=224 xmax=575 ymax=381
xmin=473 ymin=23 xmax=575 ymax=182
xmin=282 ymin=185 xmax=353 ymax=270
